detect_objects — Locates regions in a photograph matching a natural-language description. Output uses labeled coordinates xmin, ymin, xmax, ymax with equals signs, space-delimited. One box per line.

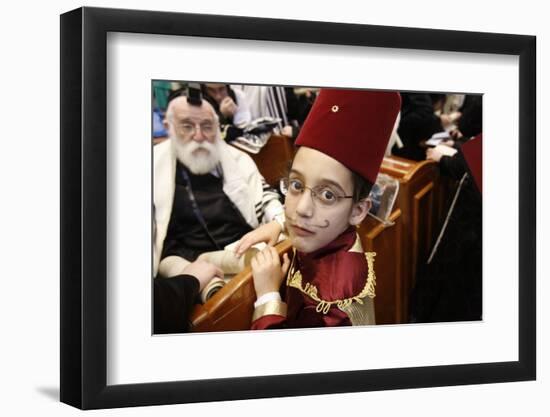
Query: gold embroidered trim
xmin=339 ymin=297 xmax=376 ymax=326
xmin=252 ymin=300 xmax=288 ymax=321
xmin=286 ymin=252 xmax=377 ymax=315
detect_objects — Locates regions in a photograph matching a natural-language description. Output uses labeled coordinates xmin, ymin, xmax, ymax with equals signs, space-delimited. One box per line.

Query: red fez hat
xmin=461 ymin=133 xmax=482 ymax=194
xmin=295 ymin=88 xmax=401 ymax=183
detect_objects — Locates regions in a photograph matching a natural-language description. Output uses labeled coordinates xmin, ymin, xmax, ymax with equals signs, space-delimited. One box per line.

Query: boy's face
xmin=284 ymin=146 xmax=368 ymax=253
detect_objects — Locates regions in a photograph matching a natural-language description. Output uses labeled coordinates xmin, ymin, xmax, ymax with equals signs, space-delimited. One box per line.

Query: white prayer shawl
xmin=234 ymin=85 xmax=289 ymax=130
xmin=153 ymin=139 xmax=283 ymax=277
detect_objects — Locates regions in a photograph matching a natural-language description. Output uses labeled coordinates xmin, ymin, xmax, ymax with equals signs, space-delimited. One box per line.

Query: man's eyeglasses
xmin=176 ymin=121 xmax=218 ymax=137
xmin=280 ymin=177 xmax=353 ymax=207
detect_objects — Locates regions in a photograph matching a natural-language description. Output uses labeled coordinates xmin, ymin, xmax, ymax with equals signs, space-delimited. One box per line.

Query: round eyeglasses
xmin=280 ymin=177 xmax=353 ymax=207
xmin=176 ymin=121 xmax=218 ymax=138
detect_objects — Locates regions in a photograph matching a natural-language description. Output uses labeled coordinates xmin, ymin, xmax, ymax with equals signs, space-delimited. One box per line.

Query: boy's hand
xmin=234 ymin=221 xmax=282 ymax=258
xmin=251 ymin=247 xmax=290 ymax=298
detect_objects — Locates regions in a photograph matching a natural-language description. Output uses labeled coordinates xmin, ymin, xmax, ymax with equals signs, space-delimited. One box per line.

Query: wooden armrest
xmin=190 ymin=239 xmax=293 ymax=333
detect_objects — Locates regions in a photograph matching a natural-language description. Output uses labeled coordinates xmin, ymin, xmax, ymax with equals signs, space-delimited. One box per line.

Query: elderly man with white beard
xmin=153 ymin=94 xmax=285 ymax=280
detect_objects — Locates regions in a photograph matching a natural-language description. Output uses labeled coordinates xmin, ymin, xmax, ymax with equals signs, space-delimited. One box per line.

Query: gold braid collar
xmin=286 ymin=252 xmax=376 ymax=315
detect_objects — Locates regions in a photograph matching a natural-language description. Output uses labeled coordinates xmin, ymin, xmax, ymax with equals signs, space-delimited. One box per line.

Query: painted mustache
xmin=286 ymin=214 xmax=330 ymax=229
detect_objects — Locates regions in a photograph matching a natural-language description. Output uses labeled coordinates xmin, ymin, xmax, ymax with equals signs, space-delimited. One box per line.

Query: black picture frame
xmin=60 ymin=6 xmax=536 ymax=410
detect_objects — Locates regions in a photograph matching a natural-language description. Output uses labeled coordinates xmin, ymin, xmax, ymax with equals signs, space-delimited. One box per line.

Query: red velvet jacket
xmin=251 ymin=227 xmax=376 ymax=329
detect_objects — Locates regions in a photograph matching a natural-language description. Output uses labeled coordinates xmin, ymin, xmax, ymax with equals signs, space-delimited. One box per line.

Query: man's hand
xmin=439 ymin=114 xmax=453 ymax=129
xmin=182 ymin=260 xmax=223 ymax=291
xmin=234 ymin=221 xmax=282 ymax=258
xmin=440 ymin=111 xmax=462 ymax=129
xmin=251 ymin=247 xmax=290 ymax=298
xmin=450 ymin=128 xmax=464 ymax=140
xmin=219 ymin=96 xmax=238 ymax=118
xmin=281 ymin=125 xmax=293 ymax=138
xmin=426 ymin=147 xmax=445 ymax=163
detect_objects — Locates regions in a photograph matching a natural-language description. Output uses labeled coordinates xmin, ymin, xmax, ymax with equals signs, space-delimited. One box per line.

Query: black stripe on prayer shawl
xmin=273 ymin=87 xmax=289 ymax=127
xmin=265 ymin=91 xmax=276 ymax=123
xmin=265 ymin=87 xmax=287 ymax=130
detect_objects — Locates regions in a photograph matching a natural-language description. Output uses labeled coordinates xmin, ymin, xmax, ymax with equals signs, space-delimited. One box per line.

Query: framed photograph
xmin=60 ymin=6 xmax=536 ymax=409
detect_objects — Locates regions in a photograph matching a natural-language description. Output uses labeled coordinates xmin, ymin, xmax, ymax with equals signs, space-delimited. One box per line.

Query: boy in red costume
xmin=235 ymin=88 xmax=401 ymax=329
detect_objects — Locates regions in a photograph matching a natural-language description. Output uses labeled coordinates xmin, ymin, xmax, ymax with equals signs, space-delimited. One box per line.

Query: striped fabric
xmin=234 ymin=85 xmax=290 ymax=133
xmin=255 ymin=177 xmax=281 ymax=223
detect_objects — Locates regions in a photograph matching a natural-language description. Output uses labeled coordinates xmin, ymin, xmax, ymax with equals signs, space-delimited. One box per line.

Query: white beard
xmin=172 ymin=136 xmax=221 ymax=175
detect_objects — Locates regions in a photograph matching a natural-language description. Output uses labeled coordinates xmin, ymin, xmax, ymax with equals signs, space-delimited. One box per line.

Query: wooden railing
xmin=190 ymin=240 xmax=293 ymax=332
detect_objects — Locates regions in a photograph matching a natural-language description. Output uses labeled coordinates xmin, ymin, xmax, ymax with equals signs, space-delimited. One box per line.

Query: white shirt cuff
xmin=254 ymin=291 xmax=282 ymax=308
xmin=158 ymin=255 xmax=191 ymax=278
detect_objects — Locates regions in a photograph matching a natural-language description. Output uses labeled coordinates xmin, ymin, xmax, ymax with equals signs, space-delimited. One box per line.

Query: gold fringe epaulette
xmin=286 ymin=252 xmax=377 ymax=315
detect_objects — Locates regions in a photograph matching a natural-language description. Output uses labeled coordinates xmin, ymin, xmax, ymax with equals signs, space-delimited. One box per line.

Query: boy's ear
xmin=349 ymin=199 xmax=371 ymax=226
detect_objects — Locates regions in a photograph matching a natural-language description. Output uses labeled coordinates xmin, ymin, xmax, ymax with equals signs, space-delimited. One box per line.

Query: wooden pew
xmin=190 ymin=212 xmax=405 ymax=331
xmin=244 ymin=134 xmax=295 ymax=187
xmin=358 ymin=209 xmax=404 ymax=324
xmin=190 ymin=239 xmax=293 ymax=332
xmin=187 ymin=145 xmax=451 ymax=329
xmin=379 ymin=155 xmax=451 ymax=319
